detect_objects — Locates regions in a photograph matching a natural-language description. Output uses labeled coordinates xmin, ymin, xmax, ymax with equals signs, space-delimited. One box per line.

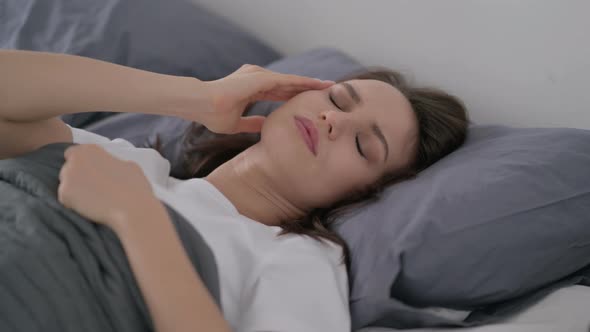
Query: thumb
xmin=234 ymin=115 xmax=266 ymax=134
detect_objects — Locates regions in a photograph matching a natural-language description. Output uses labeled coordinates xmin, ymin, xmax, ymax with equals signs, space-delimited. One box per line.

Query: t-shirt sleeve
xmin=66 ymin=124 xmax=172 ymax=188
xmin=239 ymin=239 xmax=350 ymax=332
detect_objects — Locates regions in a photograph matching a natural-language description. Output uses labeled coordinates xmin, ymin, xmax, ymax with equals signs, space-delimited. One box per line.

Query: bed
xmin=2 ymin=0 xmax=590 ymax=331
xmin=357 ymin=285 xmax=590 ymax=332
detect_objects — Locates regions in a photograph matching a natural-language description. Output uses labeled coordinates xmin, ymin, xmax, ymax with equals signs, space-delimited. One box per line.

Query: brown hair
xmin=150 ymin=67 xmax=469 ymax=270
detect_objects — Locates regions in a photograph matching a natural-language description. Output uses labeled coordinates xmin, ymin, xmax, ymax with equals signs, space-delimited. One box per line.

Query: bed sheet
xmin=356 ymin=285 xmax=590 ymax=332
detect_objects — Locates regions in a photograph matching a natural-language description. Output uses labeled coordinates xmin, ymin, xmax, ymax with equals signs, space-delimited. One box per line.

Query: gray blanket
xmin=0 ymin=142 xmax=220 ymax=332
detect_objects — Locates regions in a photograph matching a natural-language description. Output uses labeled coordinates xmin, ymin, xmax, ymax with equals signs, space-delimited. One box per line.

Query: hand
xmin=57 ymin=144 xmax=161 ymax=230
xmin=197 ymin=64 xmax=335 ymax=134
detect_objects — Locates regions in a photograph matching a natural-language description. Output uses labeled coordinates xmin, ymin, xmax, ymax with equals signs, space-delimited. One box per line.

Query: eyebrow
xmin=341 ymin=82 xmax=390 ymax=163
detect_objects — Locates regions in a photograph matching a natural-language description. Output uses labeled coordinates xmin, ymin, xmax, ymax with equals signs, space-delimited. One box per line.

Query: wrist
xmin=110 ymin=197 xmax=169 ymax=235
xmin=161 ymin=75 xmax=214 ymax=122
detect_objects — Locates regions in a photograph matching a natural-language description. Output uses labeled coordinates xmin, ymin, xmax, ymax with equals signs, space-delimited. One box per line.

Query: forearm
xmin=112 ymin=202 xmax=231 ymax=332
xmin=0 ymin=50 xmax=208 ymax=122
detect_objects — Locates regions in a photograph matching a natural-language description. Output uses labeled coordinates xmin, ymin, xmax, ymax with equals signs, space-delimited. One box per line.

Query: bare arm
xmin=0 ymin=117 xmax=72 ymax=159
xmin=0 ymin=49 xmax=331 ymax=159
xmin=112 ymin=200 xmax=231 ymax=332
xmin=0 ymin=49 xmax=207 ymax=159
xmin=0 ymin=49 xmax=207 ymax=123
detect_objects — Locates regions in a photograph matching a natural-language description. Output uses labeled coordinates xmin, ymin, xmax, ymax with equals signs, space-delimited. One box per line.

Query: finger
xmin=256 ymin=84 xmax=318 ymax=97
xmin=275 ymin=74 xmax=336 ymax=89
xmin=276 ymin=86 xmax=328 ymax=95
xmin=234 ymin=116 xmax=266 ymax=134
xmin=261 ymin=88 xmax=311 ymax=100
xmin=265 ymin=85 xmax=325 ymax=94
xmin=259 ymin=91 xmax=299 ymax=101
xmin=64 ymin=145 xmax=77 ymax=159
xmin=256 ymin=72 xmax=334 ymax=90
xmin=58 ymin=163 xmax=67 ymax=182
xmin=237 ymin=63 xmax=265 ymax=74
xmin=57 ymin=181 xmax=68 ymax=206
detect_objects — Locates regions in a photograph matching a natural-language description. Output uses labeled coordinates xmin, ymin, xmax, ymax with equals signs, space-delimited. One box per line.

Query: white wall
xmin=192 ymin=0 xmax=590 ymax=129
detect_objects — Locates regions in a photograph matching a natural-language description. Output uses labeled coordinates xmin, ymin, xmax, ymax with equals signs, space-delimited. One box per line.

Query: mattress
xmin=356 ymin=285 xmax=590 ymax=332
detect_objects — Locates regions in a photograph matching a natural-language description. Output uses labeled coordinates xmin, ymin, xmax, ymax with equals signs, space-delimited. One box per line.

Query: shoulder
xmin=257 ymin=232 xmax=348 ymax=284
xmin=238 ymin=233 xmax=350 ymax=332
xmin=270 ymin=232 xmax=346 ymax=269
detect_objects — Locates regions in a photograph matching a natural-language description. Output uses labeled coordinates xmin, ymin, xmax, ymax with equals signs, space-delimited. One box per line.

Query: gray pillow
xmin=332 ymin=125 xmax=590 ymax=329
xmin=1 ymin=0 xmax=281 ymax=127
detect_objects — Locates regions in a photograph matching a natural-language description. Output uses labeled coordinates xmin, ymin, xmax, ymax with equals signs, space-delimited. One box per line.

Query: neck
xmin=204 ymin=144 xmax=307 ymax=227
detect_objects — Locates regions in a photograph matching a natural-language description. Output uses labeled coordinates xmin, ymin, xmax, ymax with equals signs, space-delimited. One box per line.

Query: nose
xmin=319 ymin=109 xmax=354 ymax=140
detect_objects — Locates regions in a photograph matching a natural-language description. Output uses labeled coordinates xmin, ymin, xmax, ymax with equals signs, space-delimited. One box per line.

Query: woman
xmin=0 ymin=50 xmax=468 ymax=331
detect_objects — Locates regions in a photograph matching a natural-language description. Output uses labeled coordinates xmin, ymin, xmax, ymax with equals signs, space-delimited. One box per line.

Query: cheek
xmin=260 ymin=111 xmax=316 ymax=178
xmin=261 ymin=110 xmax=295 ymax=149
xmin=311 ymin=148 xmax=371 ymax=199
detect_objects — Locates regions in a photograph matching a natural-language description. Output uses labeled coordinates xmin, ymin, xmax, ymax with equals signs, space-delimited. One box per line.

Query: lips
xmin=294 ymin=115 xmax=318 ymax=156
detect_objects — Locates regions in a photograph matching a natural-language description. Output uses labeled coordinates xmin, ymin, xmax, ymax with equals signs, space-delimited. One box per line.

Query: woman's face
xmin=260 ymin=79 xmax=418 ymax=209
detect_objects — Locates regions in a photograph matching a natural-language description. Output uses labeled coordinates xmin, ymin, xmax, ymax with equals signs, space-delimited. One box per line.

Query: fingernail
xmin=323 ymin=80 xmax=336 ymax=84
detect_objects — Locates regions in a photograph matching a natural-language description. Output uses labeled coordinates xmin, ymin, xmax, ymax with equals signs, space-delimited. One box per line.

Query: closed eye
xmin=329 ymin=92 xmax=366 ymax=159
xmin=356 ymin=136 xmax=366 ymax=159
xmin=329 ymin=93 xmax=342 ymax=111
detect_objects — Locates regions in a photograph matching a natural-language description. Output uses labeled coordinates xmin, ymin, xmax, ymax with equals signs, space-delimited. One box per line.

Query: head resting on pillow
xmin=152 ymin=68 xmax=470 ymax=267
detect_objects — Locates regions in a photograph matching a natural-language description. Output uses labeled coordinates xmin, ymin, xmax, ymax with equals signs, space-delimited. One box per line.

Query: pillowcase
xmin=332 ymin=124 xmax=590 ymax=329
xmin=1 ymin=0 xmax=281 ymax=127
xmin=66 ymin=47 xmax=366 ymax=178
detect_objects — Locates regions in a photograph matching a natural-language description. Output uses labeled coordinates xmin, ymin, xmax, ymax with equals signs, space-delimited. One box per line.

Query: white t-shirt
xmin=67 ymin=125 xmax=351 ymax=332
